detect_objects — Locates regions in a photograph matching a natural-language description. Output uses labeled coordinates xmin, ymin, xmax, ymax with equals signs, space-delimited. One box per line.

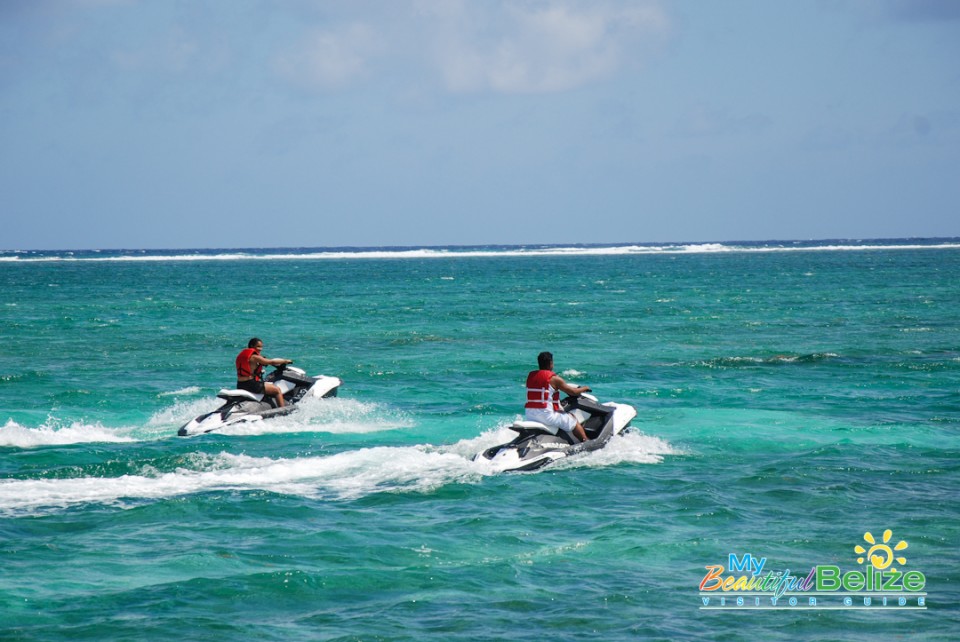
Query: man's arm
xmin=550 ymin=374 xmax=590 ymax=396
xmin=252 ymin=354 xmax=293 ymax=367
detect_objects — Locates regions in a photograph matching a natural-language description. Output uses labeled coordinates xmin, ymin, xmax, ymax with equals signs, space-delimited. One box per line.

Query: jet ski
xmin=475 ymin=393 xmax=637 ymax=472
xmin=177 ymin=364 xmax=341 ymax=436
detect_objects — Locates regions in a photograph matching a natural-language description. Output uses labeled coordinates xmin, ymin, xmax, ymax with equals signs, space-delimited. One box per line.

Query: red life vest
xmin=525 ymin=369 xmax=560 ymax=411
xmin=236 ymin=348 xmax=263 ymax=380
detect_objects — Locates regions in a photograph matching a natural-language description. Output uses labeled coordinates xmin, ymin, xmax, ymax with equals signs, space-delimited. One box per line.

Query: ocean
xmin=1 ymin=239 xmax=958 ymax=640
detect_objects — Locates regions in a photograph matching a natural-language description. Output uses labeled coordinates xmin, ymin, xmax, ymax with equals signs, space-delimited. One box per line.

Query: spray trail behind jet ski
xmin=0 ymin=447 xmax=482 ymax=515
xmin=179 ymin=396 xmax=415 ymax=437
xmin=0 ymin=430 xmax=678 ymax=516
xmin=0 ymin=397 xmax=412 ymax=447
xmin=0 ymin=419 xmax=137 ymax=448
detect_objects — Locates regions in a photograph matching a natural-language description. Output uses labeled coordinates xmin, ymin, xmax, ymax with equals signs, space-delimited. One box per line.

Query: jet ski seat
xmin=216 ymin=380 xmax=295 ymax=402
xmin=218 ymin=389 xmax=263 ymax=402
xmin=509 ymin=420 xmax=560 ymax=435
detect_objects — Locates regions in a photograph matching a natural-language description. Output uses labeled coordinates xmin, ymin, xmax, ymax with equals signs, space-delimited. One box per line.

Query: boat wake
xmin=0 ymin=419 xmax=137 ymax=447
xmin=0 ymin=427 xmax=677 ymax=516
xmin=0 ymin=397 xmax=412 ymax=448
xmin=173 ymin=396 xmax=415 ymax=437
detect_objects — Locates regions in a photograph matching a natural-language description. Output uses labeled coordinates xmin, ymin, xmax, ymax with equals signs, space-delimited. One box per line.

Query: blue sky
xmin=1 ymin=0 xmax=958 ymax=250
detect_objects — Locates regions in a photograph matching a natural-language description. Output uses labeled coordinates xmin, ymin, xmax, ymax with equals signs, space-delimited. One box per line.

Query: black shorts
xmin=237 ymin=379 xmax=265 ymax=395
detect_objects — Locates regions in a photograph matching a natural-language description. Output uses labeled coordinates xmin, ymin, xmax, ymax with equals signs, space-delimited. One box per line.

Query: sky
xmin=1 ymin=0 xmax=958 ymax=250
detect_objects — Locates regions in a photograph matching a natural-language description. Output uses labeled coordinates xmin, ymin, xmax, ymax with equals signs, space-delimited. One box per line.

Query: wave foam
xmin=0 ymin=419 xmax=136 ymax=448
xmin=1 ymin=396 xmax=410 ymax=448
xmin=158 ymin=386 xmax=202 ymax=397
xmin=0 ymin=447 xmax=485 ymax=514
xmin=146 ymin=394 xmax=412 ymax=438
xmin=556 ymin=430 xmax=679 ymax=469
xmin=0 ymin=426 xmax=676 ymax=514
xmin=188 ymin=397 xmax=414 ymax=437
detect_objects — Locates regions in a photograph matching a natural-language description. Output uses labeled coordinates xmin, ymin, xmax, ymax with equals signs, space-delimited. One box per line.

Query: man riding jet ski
xmin=522 ymin=351 xmax=592 ymax=442
xmin=474 ymin=352 xmax=636 ymax=472
xmin=474 ymin=392 xmax=637 ymax=472
xmin=235 ymin=338 xmax=293 ymax=407
xmin=177 ymin=338 xmax=341 ymax=436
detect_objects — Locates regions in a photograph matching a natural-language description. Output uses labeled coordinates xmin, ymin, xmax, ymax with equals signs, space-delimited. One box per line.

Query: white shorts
xmin=525 ymin=407 xmax=577 ymax=433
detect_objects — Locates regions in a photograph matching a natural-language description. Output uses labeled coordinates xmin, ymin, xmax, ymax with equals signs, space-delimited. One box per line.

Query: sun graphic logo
xmin=855 ymin=529 xmax=908 ymax=571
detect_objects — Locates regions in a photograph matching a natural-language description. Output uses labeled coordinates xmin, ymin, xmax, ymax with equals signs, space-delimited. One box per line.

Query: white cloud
xmin=267 ymin=1 xmax=669 ymax=95
xmin=424 ymin=1 xmax=670 ymax=94
xmin=274 ymin=23 xmax=380 ymax=90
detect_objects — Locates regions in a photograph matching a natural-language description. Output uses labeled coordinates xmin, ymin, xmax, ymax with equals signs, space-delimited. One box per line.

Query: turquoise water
xmin=1 ymin=241 xmax=958 ymax=640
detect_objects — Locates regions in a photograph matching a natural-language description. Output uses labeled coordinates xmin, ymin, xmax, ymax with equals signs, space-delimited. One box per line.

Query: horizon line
xmin=4 ymin=235 xmax=960 ymax=255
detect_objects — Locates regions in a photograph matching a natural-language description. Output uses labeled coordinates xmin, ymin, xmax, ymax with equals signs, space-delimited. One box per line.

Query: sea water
xmin=1 ymin=240 xmax=958 ymax=640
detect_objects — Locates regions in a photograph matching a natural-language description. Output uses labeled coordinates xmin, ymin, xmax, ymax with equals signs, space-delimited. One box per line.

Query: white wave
xmin=0 ymin=396 xmax=414 ymax=448
xmin=209 ymin=397 xmax=414 ymax=437
xmin=0 ymin=419 xmax=136 ymax=448
xmin=441 ymin=423 xmax=520 ymax=459
xmin=0 ymin=447 xmax=487 ymax=514
xmin=682 ymin=243 xmax=729 ymax=252
xmin=0 ymin=420 xmax=678 ymax=514
xmin=4 ymin=241 xmax=960 ymax=263
xmin=555 ymin=430 xmax=680 ymax=469
xmin=146 ymin=394 xmax=413 ymax=438
xmin=146 ymin=397 xmax=221 ymax=429
xmin=158 ymin=386 xmax=202 ymax=397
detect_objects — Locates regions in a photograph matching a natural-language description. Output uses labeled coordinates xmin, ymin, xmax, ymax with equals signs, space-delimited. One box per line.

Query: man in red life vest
xmin=236 ymin=337 xmax=293 ymax=407
xmin=525 ymin=351 xmax=591 ymax=442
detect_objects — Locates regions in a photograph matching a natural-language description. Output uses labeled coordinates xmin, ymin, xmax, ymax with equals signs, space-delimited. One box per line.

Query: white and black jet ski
xmin=475 ymin=393 xmax=637 ymax=472
xmin=177 ymin=364 xmax=341 ymax=436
